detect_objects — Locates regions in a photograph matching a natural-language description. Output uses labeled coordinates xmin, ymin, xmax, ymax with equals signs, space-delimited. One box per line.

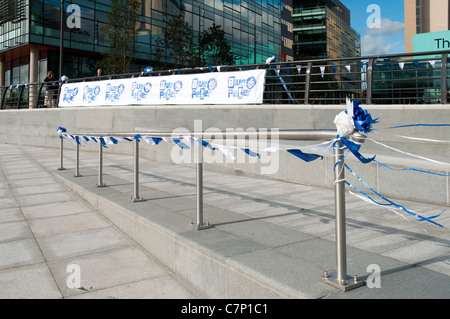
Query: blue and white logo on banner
xmin=62 ymin=86 xmax=78 ymax=104
xmin=160 ymin=80 xmax=183 ymax=100
xmin=83 ymin=85 xmax=100 ymax=103
xmin=105 ymin=83 xmax=125 ymax=102
xmin=227 ymin=75 xmax=258 ymax=99
xmin=131 ymin=81 xmax=152 ymax=102
xmin=192 ymin=78 xmax=218 ymax=100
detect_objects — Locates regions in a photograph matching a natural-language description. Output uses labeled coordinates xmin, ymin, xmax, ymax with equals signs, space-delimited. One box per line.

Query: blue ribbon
xmin=287 ymin=149 xmax=323 ymax=162
xmin=275 ymin=69 xmax=298 ymax=104
xmin=151 ymin=137 xmax=163 ymax=145
xmin=198 ymin=139 xmax=216 ymax=150
xmin=344 ymin=163 xmax=445 ymax=227
xmin=383 ymin=124 xmax=450 ymax=129
xmin=98 ymin=137 xmax=107 ymax=148
xmin=339 ymin=137 xmax=376 ymax=164
xmin=242 ymin=148 xmax=261 ymax=159
xmin=351 ymin=100 xmax=379 ymax=134
xmin=133 ymin=134 xmax=141 ymax=142
xmin=374 ymin=160 xmax=450 ymax=177
xmin=272 ymin=68 xmax=297 ymax=104
xmin=172 ymin=138 xmax=190 ymax=149
xmin=57 ymin=127 xmax=67 ymax=139
xmin=266 ymin=56 xmax=297 ymax=104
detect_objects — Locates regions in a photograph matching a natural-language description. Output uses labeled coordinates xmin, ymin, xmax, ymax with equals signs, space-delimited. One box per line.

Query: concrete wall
xmin=0 ymin=104 xmax=449 ymax=206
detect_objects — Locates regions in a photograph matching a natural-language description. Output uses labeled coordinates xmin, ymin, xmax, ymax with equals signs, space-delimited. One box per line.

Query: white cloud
xmin=366 ymin=18 xmax=404 ymax=36
xmin=361 ymin=17 xmax=405 ymax=55
xmin=361 ymin=34 xmax=394 ymax=55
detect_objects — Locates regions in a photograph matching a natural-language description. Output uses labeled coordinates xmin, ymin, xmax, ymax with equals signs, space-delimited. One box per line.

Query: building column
xmin=29 ymin=46 xmax=39 ymax=108
xmin=0 ymin=56 xmax=5 ymax=87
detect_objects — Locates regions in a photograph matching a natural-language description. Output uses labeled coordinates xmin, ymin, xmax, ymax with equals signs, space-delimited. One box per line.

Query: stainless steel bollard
xmin=334 ymin=139 xmax=348 ymax=283
xmin=192 ymin=140 xmax=212 ymax=230
xmin=132 ymin=138 xmax=143 ymax=202
xmin=97 ymin=140 xmax=105 ymax=187
xmin=321 ymin=139 xmax=363 ymax=291
xmin=75 ymin=142 xmax=80 ymax=177
xmin=58 ymin=137 xmax=65 ymax=170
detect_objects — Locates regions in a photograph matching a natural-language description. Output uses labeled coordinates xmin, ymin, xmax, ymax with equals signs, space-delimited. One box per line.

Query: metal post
xmin=16 ymin=85 xmax=24 ymax=108
xmin=366 ymin=58 xmax=374 ymax=104
xmin=441 ymin=53 xmax=448 ymax=104
xmin=191 ymin=140 xmax=211 ymax=230
xmin=334 ymin=139 xmax=347 ymax=282
xmin=58 ymin=137 xmax=65 ymax=170
xmin=74 ymin=142 xmax=80 ymax=177
xmin=132 ymin=138 xmax=143 ymax=202
xmin=36 ymin=83 xmax=44 ymax=108
xmin=304 ymin=62 xmax=312 ymax=104
xmin=321 ymin=139 xmax=363 ymax=291
xmin=59 ymin=0 xmax=64 ymax=79
xmin=1 ymin=86 xmax=8 ymax=109
xmin=97 ymin=140 xmax=105 ymax=187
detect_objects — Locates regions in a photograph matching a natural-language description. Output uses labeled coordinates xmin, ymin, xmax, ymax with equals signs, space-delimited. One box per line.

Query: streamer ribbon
xmin=344 ymin=163 xmax=445 ymax=227
xmin=286 ymin=149 xmax=324 ymax=162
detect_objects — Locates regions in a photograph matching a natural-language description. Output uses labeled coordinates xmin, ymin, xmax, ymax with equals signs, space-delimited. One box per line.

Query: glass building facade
xmin=0 ymin=0 xmax=293 ymax=86
xmin=292 ymin=0 xmax=360 ymax=60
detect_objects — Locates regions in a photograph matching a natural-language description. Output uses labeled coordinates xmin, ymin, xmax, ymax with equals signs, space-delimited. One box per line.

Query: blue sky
xmin=340 ymin=0 xmax=406 ymax=56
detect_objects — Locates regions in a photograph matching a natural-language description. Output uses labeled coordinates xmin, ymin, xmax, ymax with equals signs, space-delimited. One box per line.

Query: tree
xmin=99 ymin=0 xmax=140 ymax=74
xmin=155 ymin=15 xmax=199 ymax=69
xmin=199 ymin=23 xmax=236 ymax=66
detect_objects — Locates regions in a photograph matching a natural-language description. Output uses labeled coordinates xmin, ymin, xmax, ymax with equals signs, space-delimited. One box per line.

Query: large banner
xmin=58 ymin=69 xmax=266 ymax=107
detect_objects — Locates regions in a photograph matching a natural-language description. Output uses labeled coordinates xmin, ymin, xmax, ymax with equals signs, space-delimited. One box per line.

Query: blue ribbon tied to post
xmin=333 ymin=99 xmax=446 ymax=227
xmin=333 ymin=98 xmax=378 ymax=164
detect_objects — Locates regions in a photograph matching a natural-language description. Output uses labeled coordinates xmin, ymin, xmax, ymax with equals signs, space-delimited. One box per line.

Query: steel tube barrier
xmin=60 ymin=128 xmax=366 ymax=291
xmin=320 ymin=139 xmax=364 ymax=291
xmin=193 ymin=141 xmax=212 ymax=230
xmin=58 ymin=137 xmax=64 ymax=171
xmin=3 ymin=50 xmax=450 ymax=108
xmin=97 ymin=140 xmax=105 ymax=187
xmin=133 ymin=138 xmax=143 ymax=202
xmin=75 ymin=142 xmax=80 ymax=177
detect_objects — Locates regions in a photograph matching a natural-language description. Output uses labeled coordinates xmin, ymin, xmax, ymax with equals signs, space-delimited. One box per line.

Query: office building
xmin=405 ymin=0 xmax=450 ymax=53
xmin=0 ymin=0 xmax=293 ymax=87
xmin=292 ymin=0 xmax=360 ymax=60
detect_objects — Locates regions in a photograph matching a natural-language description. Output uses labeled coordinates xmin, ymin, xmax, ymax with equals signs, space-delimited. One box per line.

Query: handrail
xmin=58 ymin=128 xmax=364 ymax=292
xmin=74 ymin=129 xmax=338 ymax=141
xmin=2 ymin=49 xmax=450 ymax=108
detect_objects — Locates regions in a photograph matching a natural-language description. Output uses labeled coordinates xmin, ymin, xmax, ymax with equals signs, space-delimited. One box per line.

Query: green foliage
xmin=155 ymin=15 xmax=199 ymax=69
xmin=199 ymin=23 xmax=236 ymax=66
xmin=156 ymin=16 xmax=236 ymax=69
xmin=99 ymin=0 xmax=140 ymax=74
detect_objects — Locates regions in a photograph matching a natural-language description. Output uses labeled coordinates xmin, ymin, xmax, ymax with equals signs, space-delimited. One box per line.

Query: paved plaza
xmin=0 ymin=143 xmax=449 ymax=299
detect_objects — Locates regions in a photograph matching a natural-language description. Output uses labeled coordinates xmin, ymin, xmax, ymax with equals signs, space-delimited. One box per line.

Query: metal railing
xmin=57 ymin=128 xmax=365 ymax=292
xmin=2 ymin=50 xmax=450 ymax=109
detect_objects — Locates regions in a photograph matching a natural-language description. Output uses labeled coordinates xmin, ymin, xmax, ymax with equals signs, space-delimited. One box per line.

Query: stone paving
xmin=1 ymin=143 xmax=449 ymax=299
xmin=0 ymin=144 xmax=202 ymax=299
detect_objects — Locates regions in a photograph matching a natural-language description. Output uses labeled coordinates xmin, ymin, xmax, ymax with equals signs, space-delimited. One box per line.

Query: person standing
xmin=44 ymin=71 xmax=57 ymax=107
